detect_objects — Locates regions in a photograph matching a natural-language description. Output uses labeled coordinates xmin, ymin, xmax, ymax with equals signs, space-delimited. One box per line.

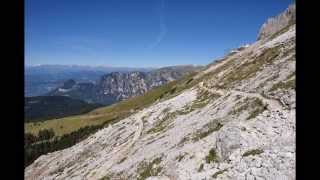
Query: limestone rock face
xmin=257 ymin=4 xmax=295 ymax=40
xmin=48 ymin=65 xmax=201 ymax=105
xmin=25 ymin=4 xmax=295 ymax=180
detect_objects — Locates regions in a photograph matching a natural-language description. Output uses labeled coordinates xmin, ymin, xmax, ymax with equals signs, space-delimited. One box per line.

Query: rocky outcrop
xmin=49 ymin=65 xmax=201 ymax=105
xmin=96 ymin=71 xmax=149 ymax=102
xmin=257 ymin=4 xmax=295 ymax=40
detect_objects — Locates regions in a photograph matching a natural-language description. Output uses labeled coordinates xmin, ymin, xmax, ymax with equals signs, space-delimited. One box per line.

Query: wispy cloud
xmin=149 ymin=0 xmax=167 ymax=49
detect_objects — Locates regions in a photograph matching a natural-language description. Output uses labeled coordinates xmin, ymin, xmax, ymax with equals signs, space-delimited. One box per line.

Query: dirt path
xmin=230 ymin=90 xmax=283 ymax=110
xmin=198 ymin=83 xmax=283 ymax=111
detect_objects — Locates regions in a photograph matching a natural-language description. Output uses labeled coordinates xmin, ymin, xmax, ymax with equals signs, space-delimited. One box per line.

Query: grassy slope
xmin=25 ymin=72 xmax=198 ymax=137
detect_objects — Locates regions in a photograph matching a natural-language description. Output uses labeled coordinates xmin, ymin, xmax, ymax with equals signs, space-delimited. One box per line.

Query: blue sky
xmin=25 ymin=0 xmax=293 ymax=67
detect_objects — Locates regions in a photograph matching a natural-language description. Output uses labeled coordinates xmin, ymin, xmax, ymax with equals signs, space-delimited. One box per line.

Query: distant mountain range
xmin=48 ymin=65 xmax=203 ymax=105
xmin=25 ymin=65 xmax=155 ymax=97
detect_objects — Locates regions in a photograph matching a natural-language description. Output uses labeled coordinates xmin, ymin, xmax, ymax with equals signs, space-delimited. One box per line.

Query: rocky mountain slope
xmin=48 ymin=65 xmax=202 ymax=105
xmin=257 ymin=4 xmax=295 ymax=40
xmin=25 ymin=5 xmax=295 ymax=180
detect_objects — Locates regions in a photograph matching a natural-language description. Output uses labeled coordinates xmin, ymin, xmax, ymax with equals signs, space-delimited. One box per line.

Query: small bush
xmin=205 ymin=149 xmax=218 ymax=163
xmin=242 ymin=149 xmax=264 ymax=157
xmin=137 ymin=157 xmax=162 ymax=180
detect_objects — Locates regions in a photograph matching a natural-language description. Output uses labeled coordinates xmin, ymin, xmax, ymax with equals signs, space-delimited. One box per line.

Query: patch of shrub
xmin=137 ymin=157 xmax=162 ymax=180
xmin=242 ymin=149 xmax=264 ymax=157
xmin=205 ymin=148 xmax=218 ymax=163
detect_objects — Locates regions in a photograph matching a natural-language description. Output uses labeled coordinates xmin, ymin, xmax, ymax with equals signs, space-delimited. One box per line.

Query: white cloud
xmin=149 ymin=0 xmax=167 ymax=49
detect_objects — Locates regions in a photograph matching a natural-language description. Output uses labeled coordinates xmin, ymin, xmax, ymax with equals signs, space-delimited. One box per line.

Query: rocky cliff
xmin=49 ymin=65 xmax=201 ymax=105
xmin=26 ymin=4 xmax=295 ymax=180
xmin=257 ymin=4 xmax=295 ymax=40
